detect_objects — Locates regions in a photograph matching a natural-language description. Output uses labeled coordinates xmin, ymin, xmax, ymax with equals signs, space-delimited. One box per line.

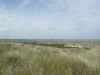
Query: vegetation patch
xmin=0 ymin=41 xmax=100 ymax=75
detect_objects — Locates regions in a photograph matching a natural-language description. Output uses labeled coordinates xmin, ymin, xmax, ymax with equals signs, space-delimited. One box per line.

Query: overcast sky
xmin=0 ymin=0 xmax=100 ymax=39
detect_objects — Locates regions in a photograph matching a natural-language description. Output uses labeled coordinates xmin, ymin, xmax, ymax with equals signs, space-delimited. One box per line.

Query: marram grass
xmin=0 ymin=43 xmax=100 ymax=75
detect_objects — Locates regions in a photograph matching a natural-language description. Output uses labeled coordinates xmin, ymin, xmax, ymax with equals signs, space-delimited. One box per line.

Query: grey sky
xmin=0 ymin=0 xmax=100 ymax=39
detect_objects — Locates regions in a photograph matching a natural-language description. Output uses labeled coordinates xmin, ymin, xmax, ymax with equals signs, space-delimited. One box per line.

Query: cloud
xmin=20 ymin=0 xmax=30 ymax=8
xmin=0 ymin=27 xmax=8 ymax=32
xmin=0 ymin=0 xmax=100 ymax=39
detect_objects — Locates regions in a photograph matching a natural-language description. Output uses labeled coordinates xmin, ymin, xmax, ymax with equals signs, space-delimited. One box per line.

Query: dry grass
xmin=0 ymin=42 xmax=100 ymax=75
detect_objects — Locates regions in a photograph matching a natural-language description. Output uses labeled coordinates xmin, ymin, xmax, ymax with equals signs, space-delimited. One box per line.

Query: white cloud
xmin=0 ymin=27 xmax=8 ymax=32
xmin=0 ymin=0 xmax=100 ymax=39
xmin=20 ymin=0 xmax=30 ymax=8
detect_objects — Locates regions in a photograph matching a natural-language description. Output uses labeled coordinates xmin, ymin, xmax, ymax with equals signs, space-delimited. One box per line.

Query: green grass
xmin=0 ymin=42 xmax=100 ymax=75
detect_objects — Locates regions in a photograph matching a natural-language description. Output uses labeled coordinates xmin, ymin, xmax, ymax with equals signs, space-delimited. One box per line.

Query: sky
xmin=0 ymin=0 xmax=100 ymax=39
